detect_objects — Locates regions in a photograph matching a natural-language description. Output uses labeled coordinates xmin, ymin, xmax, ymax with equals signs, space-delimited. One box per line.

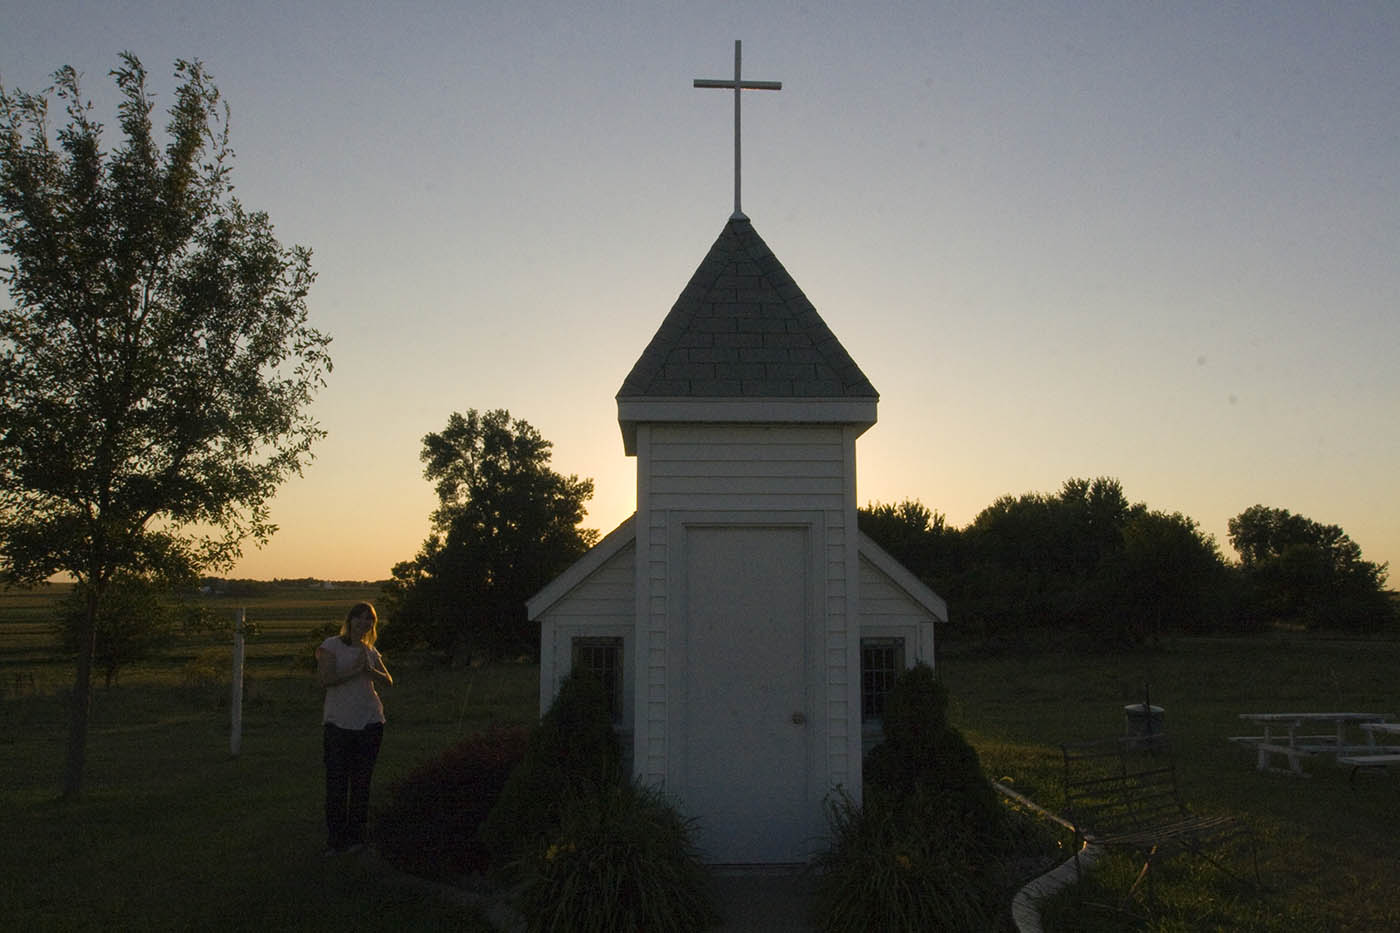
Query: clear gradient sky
xmin=6 ymin=2 xmax=1398 ymax=582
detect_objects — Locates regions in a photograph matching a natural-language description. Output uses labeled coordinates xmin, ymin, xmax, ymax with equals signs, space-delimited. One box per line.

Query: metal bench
xmin=1062 ymin=738 xmax=1259 ymax=904
xmin=1336 ymin=753 xmax=1400 ymax=786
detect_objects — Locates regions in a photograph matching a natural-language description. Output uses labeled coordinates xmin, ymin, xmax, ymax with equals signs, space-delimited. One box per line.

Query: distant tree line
xmin=860 ymin=478 xmax=1395 ymax=644
xmin=382 ymin=410 xmax=1395 ymax=661
xmin=193 ymin=577 xmax=386 ymax=597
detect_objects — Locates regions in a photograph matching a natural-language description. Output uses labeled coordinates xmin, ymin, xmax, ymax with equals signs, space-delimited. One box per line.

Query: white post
xmin=230 ymin=608 xmax=245 ymax=756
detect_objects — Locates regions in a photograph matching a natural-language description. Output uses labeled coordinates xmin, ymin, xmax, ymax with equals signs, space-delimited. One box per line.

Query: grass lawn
xmin=940 ymin=633 xmax=1400 ymax=931
xmin=3 ymin=585 xmax=1398 ymax=930
xmin=1 ymin=585 xmax=531 ymax=931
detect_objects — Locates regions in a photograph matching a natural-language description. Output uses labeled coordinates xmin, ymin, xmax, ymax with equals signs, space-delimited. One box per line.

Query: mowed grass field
xmin=937 ymin=632 xmax=1400 ymax=931
xmin=0 ymin=584 xmax=525 ymax=931
xmin=3 ymin=584 xmax=1399 ymax=931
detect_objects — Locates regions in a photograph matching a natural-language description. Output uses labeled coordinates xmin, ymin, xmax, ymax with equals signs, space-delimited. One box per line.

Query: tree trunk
xmin=62 ymin=587 xmax=99 ymax=799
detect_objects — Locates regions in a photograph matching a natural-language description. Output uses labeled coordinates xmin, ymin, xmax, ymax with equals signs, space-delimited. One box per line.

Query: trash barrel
xmin=1124 ymin=703 xmax=1166 ymax=750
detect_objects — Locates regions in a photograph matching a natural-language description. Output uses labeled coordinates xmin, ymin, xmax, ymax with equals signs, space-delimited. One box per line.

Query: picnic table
xmin=1231 ymin=712 xmax=1393 ymax=776
xmin=1359 ymin=722 xmax=1400 ymax=743
xmin=1338 ymin=722 xmax=1400 ymax=783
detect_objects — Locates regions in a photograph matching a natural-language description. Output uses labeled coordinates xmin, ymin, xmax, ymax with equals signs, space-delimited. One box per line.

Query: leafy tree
xmin=951 ymin=477 xmax=1251 ymax=643
xmin=0 ymin=55 xmax=330 ymax=797
xmin=858 ymin=498 xmax=960 ymax=590
xmin=964 ymin=491 xmax=1061 ymax=581
xmin=382 ymin=409 xmax=598 ymax=661
xmin=858 ymin=483 xmax=1392 ymax=640
xmin=1228 ymin=505 xmax=1393 ymax=631
xmin=57 ymin=576 xmax=180 ymax=688
xmin=964 ymin=478 xmax=1133 ymax=578
xmin=958 ymin=478 xmax=1139 ymax=636
xmin=1105 ymin=510 xmax=1237 ymax=642
xmin=58 ymin=577 xmax=240 ymax=688
xmin=1057 ymin=477 xmax=1136 ymax=576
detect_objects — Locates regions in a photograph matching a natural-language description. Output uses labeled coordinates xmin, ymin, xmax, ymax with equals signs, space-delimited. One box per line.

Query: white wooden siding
xmin=538 ymin=543 xmax=635 ymax=622
xmin=647 ymin=424 xmax=847 ymax=512
xmin=643 ymin=507 xmax=669 ymax=783
xmin=860 ymin=557 xmax=928 ymax=628
xmin=858 ymin=553 xmax=938 ymax=753
xmin=538 ymin=541 xmax=636 ymax=725
xmin=858 ymin=555 xmax=937 ymax=660
xmin=637 ymin=421 xmax=858 ymax=795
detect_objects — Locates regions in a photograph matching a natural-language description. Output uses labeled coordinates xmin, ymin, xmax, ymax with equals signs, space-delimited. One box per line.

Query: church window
xmin=861 ymin=638 xmax=904 ymax=722
xmin=572 ymin=637 xmax=624 ymax=723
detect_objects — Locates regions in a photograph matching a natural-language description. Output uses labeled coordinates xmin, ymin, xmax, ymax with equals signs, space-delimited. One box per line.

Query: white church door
xmin=680 ymin=523 xmax=817 ymax=863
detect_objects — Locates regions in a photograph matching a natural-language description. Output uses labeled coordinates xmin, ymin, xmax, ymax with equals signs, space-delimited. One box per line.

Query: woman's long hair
xmin=340 ymin=602 xmax=379 ymax=647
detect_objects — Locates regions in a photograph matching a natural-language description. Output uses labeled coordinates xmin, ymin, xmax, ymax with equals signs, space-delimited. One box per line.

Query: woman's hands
xmin=316 ymin=643 xmax=369 ymax=687
xmin=314 ymin=641 xmax=390 ymax=688
xmin=365 ymin=647 xmax=393 ymax=686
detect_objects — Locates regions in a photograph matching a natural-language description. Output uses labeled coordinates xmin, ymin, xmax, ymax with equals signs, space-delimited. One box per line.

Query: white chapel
xmin=526 ymin=44 xmax=947 ymax=865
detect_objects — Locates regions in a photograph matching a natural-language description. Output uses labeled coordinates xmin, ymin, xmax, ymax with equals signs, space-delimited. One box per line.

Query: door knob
xmin=791 ymin=712 xmax=806 ymax=725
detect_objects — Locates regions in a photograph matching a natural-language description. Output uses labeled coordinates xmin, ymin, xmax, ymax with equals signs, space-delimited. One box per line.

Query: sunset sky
xmin=6 ymin=2 xmax=1398 ymax=583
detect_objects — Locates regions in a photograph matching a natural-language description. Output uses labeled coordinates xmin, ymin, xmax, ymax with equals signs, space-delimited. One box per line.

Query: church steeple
xmin=619 ymin=217 xmax=876 ymax=401
xmin=616 ymin=215 xmax=877 ymax=453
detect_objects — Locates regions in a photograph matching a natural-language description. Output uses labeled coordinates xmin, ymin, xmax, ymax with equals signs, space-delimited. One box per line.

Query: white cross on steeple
xmin=694 ymin=41 xmax=782 ymax=220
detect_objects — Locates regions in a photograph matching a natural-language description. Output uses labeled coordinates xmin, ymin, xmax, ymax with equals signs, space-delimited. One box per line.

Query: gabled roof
xmin=526 ymin=515 xmax=635 ymax=621
xmin=618 ymin=216 xmax=878 ymax=401
xmin=857 ymin=530 xmax=948 ymax=622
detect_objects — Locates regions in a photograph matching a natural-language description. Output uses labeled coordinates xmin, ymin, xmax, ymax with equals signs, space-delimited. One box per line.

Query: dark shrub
xmin=816 ymin=662 xmax=1010 ymax=931
xmin=814 ymin=787 xmax=998 ymax=932
xmin=480 ymin=673 xmax=622 ymax=876
xmin=863 ymin=662 xmax=1001 ymax=826
xmin=374 ymin=724 xmax=530 ymax=879
xmin=512 ymin=780 xmax=717 ymax=933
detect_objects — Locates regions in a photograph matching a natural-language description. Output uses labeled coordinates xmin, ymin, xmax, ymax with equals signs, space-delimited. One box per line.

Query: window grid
xmin=861 ymin=639 xmax=904 ymax=722
xmin=572 ymin=637 xmax=623 ymax=724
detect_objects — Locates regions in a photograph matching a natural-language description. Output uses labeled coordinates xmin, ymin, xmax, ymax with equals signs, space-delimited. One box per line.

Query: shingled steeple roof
xmin=615 ymin=215 xmax=878 ymax=455
xmin=618 ymin=217 xmax=878 ymax=400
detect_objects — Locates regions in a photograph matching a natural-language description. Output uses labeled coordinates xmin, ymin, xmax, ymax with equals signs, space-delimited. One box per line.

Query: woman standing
xmin=316 ymin=602 xmax=392 ymax=854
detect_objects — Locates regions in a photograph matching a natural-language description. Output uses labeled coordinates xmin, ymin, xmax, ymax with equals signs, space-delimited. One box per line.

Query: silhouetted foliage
xmin=381 ymin=409 xmax=598 ymax=662
xmin=814 ymin=787 xmax=1001 ymax=933
xmin=863 ymin=484 xmax=1397 ymax=641
xmin=1229 ymin=505 xmax=1394 ymax=631
xmin=822 ymin=664 xmax=1007 ymax=931
xmin=374 ymin=725 xmax=531 ymax=880
xmin=858 ymin=499 xmax=962 ymax=590
xmin=481 ymin=673 xmax=622 ymax=878
xmin=861 ymin=478 xmax=1256 ymax=643
xmin=57 ymin=577 xmax=180 ymax=687
xmin=863 ymin=663 xmax=1000 ymax=823
xmin=511 ymin=780 xmax=717 ymax=933
xmin=965 ymin=478 xmax=1137 ymax=635
xmin=1106 ymin=509 xmax=1243 ymax=640
xmin=481 ymin=674 xmax=713 ymax=928
xmin=0 ymin=54 xmax=330 ymax=797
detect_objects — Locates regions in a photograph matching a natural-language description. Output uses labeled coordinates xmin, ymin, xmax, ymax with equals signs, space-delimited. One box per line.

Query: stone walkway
xmin=709 ymin=866 xmax=818 ymax=932
xmin=366 ymin=851 xmax=821 ymax=932
xmin=367 ymin=846 xmax=1085 ymax=931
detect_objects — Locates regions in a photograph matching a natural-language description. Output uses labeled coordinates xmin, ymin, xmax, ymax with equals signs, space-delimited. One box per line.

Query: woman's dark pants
xmin=323 ymin=722 xmax=384 ymax=850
